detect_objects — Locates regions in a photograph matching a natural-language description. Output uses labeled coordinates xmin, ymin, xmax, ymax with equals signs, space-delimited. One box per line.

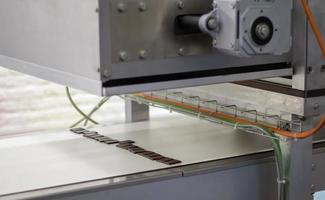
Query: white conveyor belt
xmin=0 ymin=116 xmax=272 ymax=199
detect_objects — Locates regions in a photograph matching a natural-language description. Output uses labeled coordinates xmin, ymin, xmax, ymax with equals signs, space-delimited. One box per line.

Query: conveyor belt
xmin=0 ymin=116 xmax=274 ymax=199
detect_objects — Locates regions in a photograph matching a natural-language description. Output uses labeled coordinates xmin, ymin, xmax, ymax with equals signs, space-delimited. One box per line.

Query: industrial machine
xmin=0 ymin=0 xmax=325 ymax=200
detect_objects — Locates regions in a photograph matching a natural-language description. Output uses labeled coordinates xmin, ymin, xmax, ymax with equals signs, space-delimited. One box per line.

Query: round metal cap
xmin=251 ymin=17 xmax=274 ymax=46
xmin=255 ymin=23 xmax=271 ymax=40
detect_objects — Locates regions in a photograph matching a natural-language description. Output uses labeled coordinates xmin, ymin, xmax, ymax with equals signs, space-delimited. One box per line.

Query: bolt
xmin=213 ymin=39 xmax=217 ymax=46
xmin=139 ymin=49 xmax=148 ymax=59
xmin=117 ymin=3 xmax=127 ymax=13
xmin=207 ymin=17 xmax=218 ymax=31
xmin=138 ymin=2 xmax=147 ymax=12
xmin=178 ymin=1 xmax=184 ymax=9
xmin=313 ymin=103 xmax=320 ymax=110
xmin=178 ymin=48 xmax=185 ymax=56
xmin=321 ymin=65 xmax=325 ymax=73
xmin=312 ymin=163 xmax=317 ymax=171
xmin=256 ymin=23 xmax=271 ymax=40
xmin=103 ymin=69 xmax=111 ymax=77
xmin=311 ymin=184 xmax=315 ymax=193
xmin=307 ymin=66 xmax=313 ymax=74
xmin=119 ymin=51 xmax=128 ymax=61
xmin=95 ymin=8 xmax=99 ymax=13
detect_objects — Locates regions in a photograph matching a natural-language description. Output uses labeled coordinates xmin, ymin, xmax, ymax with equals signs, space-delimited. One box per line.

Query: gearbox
xmin=199 ymin=0 xmax=292 ymax=56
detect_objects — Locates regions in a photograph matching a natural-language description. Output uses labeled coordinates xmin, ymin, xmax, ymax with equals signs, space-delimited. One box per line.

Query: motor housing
xmin=199 ymin=0 xmax=292 ymax=57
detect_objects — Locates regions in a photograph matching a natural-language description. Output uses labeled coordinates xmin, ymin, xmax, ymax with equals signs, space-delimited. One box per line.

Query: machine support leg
xmin=125 ymin=100 xmax=150 ymax=123
xmin=280 ymin=137 xmax=313 ymax=200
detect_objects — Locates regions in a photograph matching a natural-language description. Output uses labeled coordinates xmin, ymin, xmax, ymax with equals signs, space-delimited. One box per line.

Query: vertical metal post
xmin=280 ymin=137 xmax=313 ymax=200
xmin=278 ymin=115 xmax=317 ymax=200
xmin=286 ymin=0 xmax=319 ymax=199
xmin=125 ymin=100 xmax=150 ymax=123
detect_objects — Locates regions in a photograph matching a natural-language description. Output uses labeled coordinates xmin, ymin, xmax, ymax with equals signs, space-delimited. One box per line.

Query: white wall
xmin=0 ymin=67 xmax=125 ymax=136
xmin=0 ymin=67 xmax=175 ymax=136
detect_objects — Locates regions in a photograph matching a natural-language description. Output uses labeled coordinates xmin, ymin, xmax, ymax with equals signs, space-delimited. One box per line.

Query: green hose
xmin=65 ymin=87 xmax=98 ymax=125
xmin=83 ymin=97 xmax=110 ymax=126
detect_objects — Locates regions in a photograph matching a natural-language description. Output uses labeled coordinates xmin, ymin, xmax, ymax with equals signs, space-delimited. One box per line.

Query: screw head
xmin=178 ymin=48 xmax=185 ymax=56
xmin=313 ymin=103 xmax=320 ymax=110
xmin=207 ymin=17 xmax=218 ymax=31
xmin=311 ymin=184 xmax=316 ymax=193
xmin=117 ymin=3 xmax=127 ymax=12
xmin=138 ymin=2 xmax=147 ymax=12
xmin=119 ymin=51 xmax=128 ymax=61
xmin=178 ymin=1 xmax=184 ymax=9
xmin=212 ymin=1 xmax=217 ymax=7
xmin=307 ymin=66 xmax=313 ymax=74
xmin=321 ymin=65 xmax=325 ymax=73
xmin=103 ymin=69 xmax=111 ymax=77
xmin=312 ymin=163 xmax=317 ymax=171
xmin=213 ymin=39 xmax=217 ymax=46
xmin=139 ymin=49 xmax=148 ymax=59
xmin=255 ymin=23 xmax=272 ymax=40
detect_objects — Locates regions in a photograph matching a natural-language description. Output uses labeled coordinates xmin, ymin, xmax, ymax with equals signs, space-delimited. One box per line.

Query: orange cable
xmin=301 ymin=0 xmax=325 ymax=60
xmin=136 ymin=93 xmax=325 ymax=139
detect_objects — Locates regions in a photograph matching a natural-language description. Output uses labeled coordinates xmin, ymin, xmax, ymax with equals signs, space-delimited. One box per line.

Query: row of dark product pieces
xmin=70 ymin=128 xmax=181 ymax=166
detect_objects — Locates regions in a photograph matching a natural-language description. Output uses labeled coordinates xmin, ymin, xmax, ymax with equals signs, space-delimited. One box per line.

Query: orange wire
xmin=301 ymin=0 xmax=325 ymax=60
xmin=136 ymin=93 xmax=325 ymax=139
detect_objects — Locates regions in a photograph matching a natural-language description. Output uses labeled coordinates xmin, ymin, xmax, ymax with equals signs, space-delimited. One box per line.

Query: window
xmin=0 ymin=67 xmax=125 ymax=136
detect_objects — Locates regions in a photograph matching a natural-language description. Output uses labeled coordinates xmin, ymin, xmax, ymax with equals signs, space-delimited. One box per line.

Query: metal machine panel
xmin=0 ymin=0 xmax=102 ymax=94
xmin=0 ymin=0 xmax=291 ymax=95
xmin=100 ymin=0 xmax=291 ymax=85
xmin=306 ymin=0 xmax=325 ymax=90
xmin=108 ymin=0 xmax=213 ymax=63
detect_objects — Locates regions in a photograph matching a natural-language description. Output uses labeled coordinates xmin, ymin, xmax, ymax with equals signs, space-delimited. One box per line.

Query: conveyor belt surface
xmin=0 ymin=116 xmax=272 ymax=199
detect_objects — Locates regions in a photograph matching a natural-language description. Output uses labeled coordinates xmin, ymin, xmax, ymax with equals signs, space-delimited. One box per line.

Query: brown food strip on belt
xmin=104 ymin=140 xmax=119 ymax=144
xmin=70 ymin=128 xmax=182 ymax=166
xmin=119 ymin=140 xmax=135 ymax=144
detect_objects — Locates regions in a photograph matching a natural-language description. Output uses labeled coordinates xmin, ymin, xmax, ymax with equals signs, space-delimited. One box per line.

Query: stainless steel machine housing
xmin=0 ymin=0 xmax=291 ymax=95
